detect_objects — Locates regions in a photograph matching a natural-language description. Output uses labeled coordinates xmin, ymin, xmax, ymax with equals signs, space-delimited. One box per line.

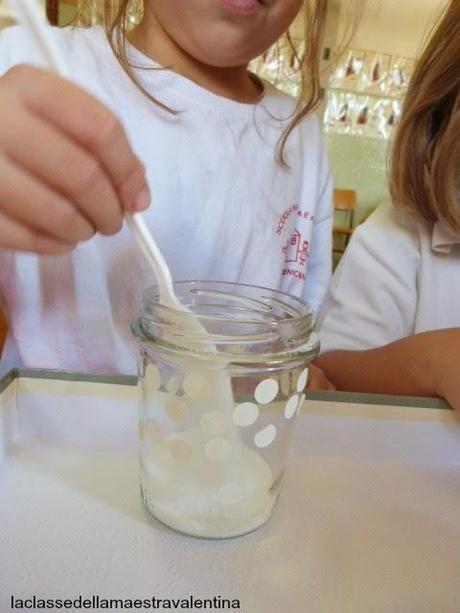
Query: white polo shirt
xmin=318 ymin=202 xmax=460 ymax=353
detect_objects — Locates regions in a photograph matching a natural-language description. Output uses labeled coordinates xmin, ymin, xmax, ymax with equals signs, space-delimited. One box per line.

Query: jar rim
xmin=132 ymin=280 xmax=319 ymax=364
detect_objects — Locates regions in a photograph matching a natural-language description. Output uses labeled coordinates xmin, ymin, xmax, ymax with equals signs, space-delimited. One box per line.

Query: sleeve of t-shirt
xmin=0 ymin=26 xmax=15 ymax=76
xmin=0 ymin=24 xmax=53 ymax=76
xmin=302 ymin=134 xmax=333 ymax=316
xmin=317 ymin=203 xmax=419 ymax=353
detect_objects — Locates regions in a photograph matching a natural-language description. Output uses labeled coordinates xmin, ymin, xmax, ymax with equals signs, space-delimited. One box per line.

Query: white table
xmin=1 ymin=370 xmax=459 ymax=613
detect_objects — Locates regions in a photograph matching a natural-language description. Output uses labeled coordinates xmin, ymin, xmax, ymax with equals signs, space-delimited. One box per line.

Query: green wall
xmin=58 ymin=2 xmax=77 ymax=25
xmin=324 ymin=134 xmax=391 ymax=226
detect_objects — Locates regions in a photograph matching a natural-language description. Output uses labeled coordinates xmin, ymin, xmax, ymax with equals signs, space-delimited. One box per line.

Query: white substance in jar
xmin=140 ymin=428 xmax=275 ymax=539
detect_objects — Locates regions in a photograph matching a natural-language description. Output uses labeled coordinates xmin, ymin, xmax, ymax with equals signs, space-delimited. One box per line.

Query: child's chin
xmin=189 ymin=32 xmax=268 ymax=68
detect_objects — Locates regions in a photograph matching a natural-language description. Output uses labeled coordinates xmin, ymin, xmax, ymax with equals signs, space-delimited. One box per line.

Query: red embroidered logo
xmin=276 ymin=204 xmax=314 ymax=283
xmin=282 ymin=268 xmax=306 ymax=281
xmin=276 ymin=204 xmax=299 ymax=235
xmin=282 ymin=230 xmax=310 ymax=266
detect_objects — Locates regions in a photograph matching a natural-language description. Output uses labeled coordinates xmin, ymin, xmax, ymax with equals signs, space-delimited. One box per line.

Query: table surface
xmin=0 ymin=371 xmax=459 ymax=613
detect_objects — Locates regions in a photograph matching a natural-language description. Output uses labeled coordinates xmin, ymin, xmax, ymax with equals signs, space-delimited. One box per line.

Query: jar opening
xmin=132 ymin=281 xmax=319 ymax=364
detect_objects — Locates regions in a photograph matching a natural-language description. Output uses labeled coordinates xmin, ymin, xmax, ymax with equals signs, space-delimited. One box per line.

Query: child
xmin=317 ymin=0 xmax=460 ymax=409
xmin=0 ymin=0 xmax=333 ymax=376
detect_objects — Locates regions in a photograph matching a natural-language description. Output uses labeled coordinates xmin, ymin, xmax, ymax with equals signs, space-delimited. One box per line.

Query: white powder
xmin=141 ymin=335 xmax=279 ymax=538
xmin=140 ymin=429 xmax=276 ymax=539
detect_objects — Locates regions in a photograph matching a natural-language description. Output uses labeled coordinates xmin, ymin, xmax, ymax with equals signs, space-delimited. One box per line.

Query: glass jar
xmin=132 ymin=281 xmax=319 ymax=539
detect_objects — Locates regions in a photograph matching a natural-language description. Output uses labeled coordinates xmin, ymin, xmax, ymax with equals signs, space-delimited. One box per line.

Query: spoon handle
xmin=125 ymin=214 xmax=176 ymax=305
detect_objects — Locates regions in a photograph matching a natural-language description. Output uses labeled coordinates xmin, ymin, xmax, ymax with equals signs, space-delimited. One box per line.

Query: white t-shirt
xmin=0 ymin=25 xmax=332 ymax=375
xmin=318 ymin=202 xmax=460 ymax=353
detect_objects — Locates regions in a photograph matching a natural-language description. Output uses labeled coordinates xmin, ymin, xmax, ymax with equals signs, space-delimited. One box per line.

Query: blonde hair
xmin=390 ymin=0 xmax=460 ymax=233
xmin=75 ymin=0 xmax=332 ymax=162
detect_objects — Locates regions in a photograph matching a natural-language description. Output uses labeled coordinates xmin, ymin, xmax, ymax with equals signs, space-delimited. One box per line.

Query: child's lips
xmin=218 ymin=0 xmax=267 ymax=15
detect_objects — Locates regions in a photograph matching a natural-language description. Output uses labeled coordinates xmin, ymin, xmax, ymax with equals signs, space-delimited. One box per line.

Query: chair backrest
xmin=333 ymin=189 xmax=357 ymax=211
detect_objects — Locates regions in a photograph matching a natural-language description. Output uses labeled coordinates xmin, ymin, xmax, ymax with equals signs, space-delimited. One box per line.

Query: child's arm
xmin=316 ymin=328 xmax=460 ymax=409
xmin=316 ymin=203 xmax=460 ymax=407
xmin=0 ymin=64 xmax=150 ymax=254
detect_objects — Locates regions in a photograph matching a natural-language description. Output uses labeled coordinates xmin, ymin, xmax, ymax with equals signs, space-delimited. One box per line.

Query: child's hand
xmin=429 ymin=329 xmax=460 ymax=411
xmin=0 ymin=66 xmax=150 ymax=254
xmin=437 ymin=375 xmax=460 ymax=411
xmin=317 ymin=328 xmax=460 ymax=410
xmin=307 ymin=363 xmax=336 ymax=391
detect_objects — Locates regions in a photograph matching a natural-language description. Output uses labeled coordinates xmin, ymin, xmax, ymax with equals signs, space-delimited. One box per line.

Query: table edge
xmin=0 ymin=368 xmax=451 ymax=411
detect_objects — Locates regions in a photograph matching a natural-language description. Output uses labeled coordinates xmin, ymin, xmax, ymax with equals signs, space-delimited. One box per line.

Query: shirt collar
xmin=432 ymin=221 xmax=460 ymax=254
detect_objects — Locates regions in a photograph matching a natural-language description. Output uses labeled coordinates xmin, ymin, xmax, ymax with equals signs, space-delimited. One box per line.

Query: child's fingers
xmin=442 ymin=381 xmax=460 ymax=411
xmin=0 ymin=154 xmax=95 ymax=243
xmin=450 ymin=394 xmax=460 ymax=411
xmin=11 ymin=67 xmax=150 ymax=211
xmin=0 ymin=209 xmax=76 ymax=255
xmin=307 ymin=364 xmax=336 ymax=392
xmin=2 ymin=111 xmax=123 ymax=236
xmin=117 ymin=161 xmax=150 ymax=212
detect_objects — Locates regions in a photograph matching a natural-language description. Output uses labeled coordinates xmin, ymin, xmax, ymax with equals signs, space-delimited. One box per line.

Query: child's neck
xmin=129 ymin=14 xmax=263 ymax=104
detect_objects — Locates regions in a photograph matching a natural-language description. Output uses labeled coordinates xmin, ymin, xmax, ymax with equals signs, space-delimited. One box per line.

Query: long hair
xmin=390 ymin=0 xmax=460 ymax=233
xmin=73 ymin=0 xmax=334 ymax=162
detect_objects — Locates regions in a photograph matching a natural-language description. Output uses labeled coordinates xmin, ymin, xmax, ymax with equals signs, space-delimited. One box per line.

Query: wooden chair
xmin=333 ymin=188 xmax=357 ymax=255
